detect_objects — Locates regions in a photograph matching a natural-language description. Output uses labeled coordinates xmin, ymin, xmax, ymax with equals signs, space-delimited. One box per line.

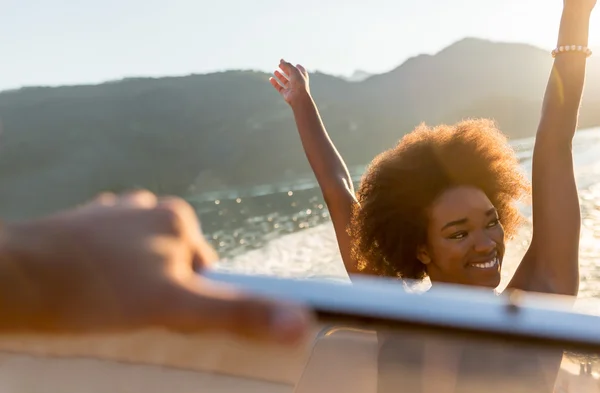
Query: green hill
xmin=1 ymin=37 xmax=599 ymax=219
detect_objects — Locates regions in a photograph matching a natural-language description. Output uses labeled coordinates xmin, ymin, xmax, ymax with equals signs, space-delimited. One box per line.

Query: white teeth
xmin=471 ymin=258 xmax=498 ymax=269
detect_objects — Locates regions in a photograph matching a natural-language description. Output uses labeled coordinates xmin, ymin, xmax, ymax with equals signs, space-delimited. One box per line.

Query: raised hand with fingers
xmin=267 ymin=58 xmax=362 ymax=276
xmin=269 ymin=59 xmax=310 ymax=106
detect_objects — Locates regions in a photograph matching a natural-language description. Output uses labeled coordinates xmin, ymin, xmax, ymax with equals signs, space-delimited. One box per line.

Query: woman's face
xmin=419 ymin=186 xmax=505 ymax=288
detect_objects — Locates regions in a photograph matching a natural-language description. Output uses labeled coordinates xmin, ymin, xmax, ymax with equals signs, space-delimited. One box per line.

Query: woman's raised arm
xmin=270 ymin=60 xmax=369 ymax=276
xmin=509 ymin=0 xmax=595 ymax=295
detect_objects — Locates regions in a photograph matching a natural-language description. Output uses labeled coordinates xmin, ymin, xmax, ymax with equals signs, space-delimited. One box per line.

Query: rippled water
xmin=189 ymin=128 xmax=600 ymax=311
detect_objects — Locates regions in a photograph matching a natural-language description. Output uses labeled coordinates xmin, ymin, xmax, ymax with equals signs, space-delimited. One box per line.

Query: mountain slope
xmin=1 ymin=37 xmax=599 ymax=219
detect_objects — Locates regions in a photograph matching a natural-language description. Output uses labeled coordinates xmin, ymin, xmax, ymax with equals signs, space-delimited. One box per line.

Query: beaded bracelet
xmin=551 ymin=45 xmax=593 ymax=58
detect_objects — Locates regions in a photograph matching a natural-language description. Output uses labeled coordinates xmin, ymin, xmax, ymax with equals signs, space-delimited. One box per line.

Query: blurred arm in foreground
xmin=0 ymin=190 xmax=311 ymax=344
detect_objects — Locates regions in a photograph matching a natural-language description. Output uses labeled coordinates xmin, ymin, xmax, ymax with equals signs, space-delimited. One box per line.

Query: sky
xmin=3 ymin=0 xmax=600 ymax=92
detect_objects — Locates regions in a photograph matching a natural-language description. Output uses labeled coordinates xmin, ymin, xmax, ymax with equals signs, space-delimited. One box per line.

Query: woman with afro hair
xmin=270 ymin=0 xmax=594 ymax=300
xmin=271 ymin=3 xmax=593 ymax=390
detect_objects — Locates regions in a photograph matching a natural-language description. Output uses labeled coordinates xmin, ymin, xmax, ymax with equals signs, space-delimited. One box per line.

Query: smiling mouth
xmin=468 ymin=257 xmax=500 ymax=269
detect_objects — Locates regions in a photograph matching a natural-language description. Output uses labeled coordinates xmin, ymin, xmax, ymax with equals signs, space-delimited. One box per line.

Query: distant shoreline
xmin=186 ymin=128 xmax=599 ymax=203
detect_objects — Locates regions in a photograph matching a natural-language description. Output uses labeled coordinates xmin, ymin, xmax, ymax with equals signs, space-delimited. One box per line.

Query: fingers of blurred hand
xmin=156 ymin=196 xmax=196 ymax=215
xmin=192 ymin=235 xmax=219 ymax=272
xmin=156 ymin=196 xmax=200 ymax=233
xmin=154 ymin=197 xmax=213 ymax=270
xmin=154 ymin=197 xmax=217 ymax=271
xmin=170 ymin=279 xmax=313 ymax=345
xmin=93 ymin=192 xmax=118 ymax=206
xmin=118 ymin=189 xmax=158 ymax=208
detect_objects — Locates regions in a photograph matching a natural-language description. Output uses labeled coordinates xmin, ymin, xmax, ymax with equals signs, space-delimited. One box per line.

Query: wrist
xmin=289 ymin=90 xmax=313 ymax=109
xmin=562 ymin=5 xmax=593 ymax=19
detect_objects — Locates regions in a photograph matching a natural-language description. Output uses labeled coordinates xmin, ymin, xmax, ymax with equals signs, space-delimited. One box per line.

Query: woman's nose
xmin=473 ymin=231 xmax=496 ymax=253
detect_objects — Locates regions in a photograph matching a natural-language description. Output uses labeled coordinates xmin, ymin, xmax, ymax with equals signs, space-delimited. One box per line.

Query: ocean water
xmin=189 ymin=128 xmax=600 ymax=313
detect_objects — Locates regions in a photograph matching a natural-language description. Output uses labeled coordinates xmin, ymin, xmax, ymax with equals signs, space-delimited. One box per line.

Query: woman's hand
xmin=269 ymin=59 xmax=310 ymax=106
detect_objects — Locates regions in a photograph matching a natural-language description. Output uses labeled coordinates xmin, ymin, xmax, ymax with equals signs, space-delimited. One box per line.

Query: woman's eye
xmin=487 ymin=218 xmax=500 ymax=228
xmin=449 ymin=231 xmax=467 ymax=240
